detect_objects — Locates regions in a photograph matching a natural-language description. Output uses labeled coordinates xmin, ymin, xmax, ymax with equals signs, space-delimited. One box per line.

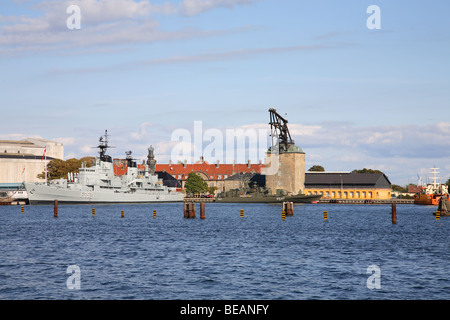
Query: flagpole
xmin=44 ymin=145 xmax=47 ymax=184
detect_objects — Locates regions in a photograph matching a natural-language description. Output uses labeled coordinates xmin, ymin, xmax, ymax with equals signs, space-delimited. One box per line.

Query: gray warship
xmin=24 ymin=131 xmax=184 ymax=204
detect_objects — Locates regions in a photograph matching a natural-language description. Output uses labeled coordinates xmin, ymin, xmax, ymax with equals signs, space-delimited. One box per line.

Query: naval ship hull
xmin=25 ymin=183 xmax=184 ymax=205
xmin=215 ymin=194 xmax=322 ymax=204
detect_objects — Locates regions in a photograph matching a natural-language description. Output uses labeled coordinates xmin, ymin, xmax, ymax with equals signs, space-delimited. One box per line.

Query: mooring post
xmin=184 ymin=202 xmax=195 ymax=218
xmin=240 ymin=209 xmax=244 ymax=218
xmin=200 ymin=202 xmax=205 ymax=219
xmin=392 ymin=204 xmax=397 ymax=224
xmin=153 ymin=209 xmax=157 ymax=218
xmin=92 ymin=208 xmax=95 ymax=216
xmin=184 ymin=202 xmax=189 ymax=218
xmin=189 ymin=202 xmax=196 ymax=218
xmin=121 ymin=210 xmax=124 ymax=218
xmin=287 ymin=202 xmax=293 ymax=216
xmin=54 ymin=200 xmax=58 ymax=218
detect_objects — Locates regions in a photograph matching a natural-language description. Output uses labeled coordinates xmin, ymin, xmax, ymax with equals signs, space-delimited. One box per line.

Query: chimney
xmin=216 ymin=160 xmax=220 ymax=168
xmin=169 ymin=160 xmax=172 ymax=166
xmin=183 ymin=159 xmax=187 ymax=168
xmin=247 ymin=160 xmax=251 ymax=168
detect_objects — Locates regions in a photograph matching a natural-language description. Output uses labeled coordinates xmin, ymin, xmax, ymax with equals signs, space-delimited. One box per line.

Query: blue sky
xmin=1 ymin=0 xmax=450 ymax=185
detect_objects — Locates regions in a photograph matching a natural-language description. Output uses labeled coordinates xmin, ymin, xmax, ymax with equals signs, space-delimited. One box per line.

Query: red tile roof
xmin=156 ymin=161 xmax=264 ymax=181
xmin=113 ymin=160 xmax=265 ymax=180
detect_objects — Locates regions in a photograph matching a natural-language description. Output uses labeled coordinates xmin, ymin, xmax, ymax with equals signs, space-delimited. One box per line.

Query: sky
xmin=1 ymin=0 xmax=450 ymax=186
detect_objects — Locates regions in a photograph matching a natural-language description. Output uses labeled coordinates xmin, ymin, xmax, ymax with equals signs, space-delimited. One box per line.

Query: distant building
xmin=0 ymin=138 xmax=64 ymax=184
xmin=304 ymin=171 xmax=392 ymax=200
xmin=114 ymin=156 xmax=264 ymax=192
xmin=408 ymin=185 xmax=423 ymax=194
xmin=222 ymin=172 xmax=266 ymax=193
xmin=155 ymin=157 xmax=264 ymax=192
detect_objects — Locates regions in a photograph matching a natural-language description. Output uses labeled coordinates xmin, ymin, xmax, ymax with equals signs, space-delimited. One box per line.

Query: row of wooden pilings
xmin=26 ymin=200 xmax=444 ymax=223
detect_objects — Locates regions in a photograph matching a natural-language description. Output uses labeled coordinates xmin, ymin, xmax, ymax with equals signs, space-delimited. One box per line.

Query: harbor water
xmin=0 ymin=203 xmax=449 ymax=300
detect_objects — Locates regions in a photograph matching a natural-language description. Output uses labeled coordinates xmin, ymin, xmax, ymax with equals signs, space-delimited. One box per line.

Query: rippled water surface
xmin=0 ymin=203 xmax=449 ymax=300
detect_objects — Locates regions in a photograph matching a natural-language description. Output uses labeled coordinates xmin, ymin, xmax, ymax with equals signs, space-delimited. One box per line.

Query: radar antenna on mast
xmin=95 ymin=130 xmax=115 ymax=162
xmin=268 ymin=108 xmax=294 ymax=152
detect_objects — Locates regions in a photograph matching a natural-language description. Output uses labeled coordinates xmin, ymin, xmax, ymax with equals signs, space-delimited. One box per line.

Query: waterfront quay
xmin=318 ymin=198 xmax=414 ymax=205
xmin=184 ymin=197 xmax=414 ymax=204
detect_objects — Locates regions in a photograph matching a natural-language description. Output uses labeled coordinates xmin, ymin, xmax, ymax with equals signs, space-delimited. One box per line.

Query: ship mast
xmin=430 ymin=166 xmax=440 ymax=190
xmin=96 ymin=130 xmax=114 ymax=162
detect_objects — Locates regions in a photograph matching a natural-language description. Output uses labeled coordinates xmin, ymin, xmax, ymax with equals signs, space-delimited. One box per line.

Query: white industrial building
xmin=0 ymin=138 xmax=64 ymax=184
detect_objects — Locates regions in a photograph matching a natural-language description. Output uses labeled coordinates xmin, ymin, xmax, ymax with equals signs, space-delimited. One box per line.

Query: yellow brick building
xmin=304 ymin=172 xmax=392 ymax=200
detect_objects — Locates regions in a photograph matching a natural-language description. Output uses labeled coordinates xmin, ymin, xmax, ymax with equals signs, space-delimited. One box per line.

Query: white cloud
xmin=0 ymin=0 xmax=259 ymax=55
xmin=180 ymin=0 xmax=257 ymax=16
xmin=294 ymin=122 xmax=450 ymax=185
xmin=53 ymin=137 xmax=76 ymax=146
xmin=0 ymin=133 xmax=43 ymax=140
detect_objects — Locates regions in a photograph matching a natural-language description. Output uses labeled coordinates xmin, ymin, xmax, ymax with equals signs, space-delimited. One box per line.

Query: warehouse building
xmin=304 ymin=171 xmax=392 ymax=200
xmin=0 ymin=138 xmax=64 ymax=184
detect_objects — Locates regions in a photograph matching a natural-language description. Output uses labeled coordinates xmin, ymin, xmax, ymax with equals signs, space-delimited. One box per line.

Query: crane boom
xmin=268 ymin=108 xmax=294 ymax=152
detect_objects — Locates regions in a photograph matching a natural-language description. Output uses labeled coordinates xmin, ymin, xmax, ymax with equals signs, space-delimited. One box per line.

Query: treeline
xmin=37 ymin=157 xmax=96 ymax=180
xmin=308 ymin=165 xmax=383 ymax=174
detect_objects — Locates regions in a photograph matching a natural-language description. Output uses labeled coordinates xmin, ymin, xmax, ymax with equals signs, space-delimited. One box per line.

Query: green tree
xmin=37 ymin=157 xmax=95 ymax=180
xmin=207 ymin=186 xmax=218 ymax=196
xmin=352 ymin=168 xmax=384 ymax=174
xmin=184 ymin=172 xmax=208 ymax=195
xmin=308 ymin=165 xmax=325 ymax=172
xmin=392 ymin=184 xmax=408 ymax=193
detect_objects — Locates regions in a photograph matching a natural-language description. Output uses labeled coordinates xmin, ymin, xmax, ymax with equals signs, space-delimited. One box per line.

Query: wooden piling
xmin=54 ymin=200 xmax=58 ymax=218
xmin=21 ymin=205 xmax=24 ymax=214
xmin=92 ymin=208 xmax=95 ymax=216
xmin=323 ymin=210 xmax=328 ymax=221
xmin=392 ymin=204 xmax=397 ymax=224
xmin=282 ymin=210 xmax=285 ymax=221
xmin=184 ymin=202 xmax=195 ymax=218
xmin=436 ymin=210 xmax=441 ymax=221
xmin=153 ymin=209 xmax=157 ymax=218
xmin=121 ymin=210 xmax=124 ymax=218
xmin=240 ymin=209 xmax=244 ymax=218
xmin=200 ymin=202 xmax=205 ymax=219
xmin=283 ymin=202 xmax=294 ymax=216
